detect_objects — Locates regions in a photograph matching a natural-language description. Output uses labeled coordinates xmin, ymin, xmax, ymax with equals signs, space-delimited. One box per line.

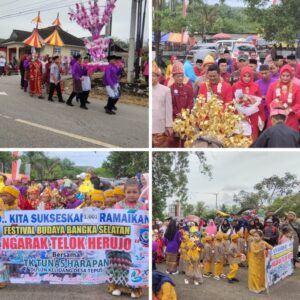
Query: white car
xmin=189 ymin=43 xmax=218 ymax=62
xmin=232 ymin=43 xmax=257 ymax=60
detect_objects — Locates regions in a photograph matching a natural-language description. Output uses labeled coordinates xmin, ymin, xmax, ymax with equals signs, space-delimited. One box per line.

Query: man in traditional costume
xmin=23 ymin=54 xmax=32 ymax=93
xmin=103 ymin=55 xmax=123 ymax=115
xmin=287 ymin=54 xmax=300 ymax=79
xmin=223 ymin=49 xmax=237 ymax=74
xmin=198 ymin=64 xmax=233 ymax=104
xmin=266 ymin=64 xmax=300 ymax=131
xmin=169 ymin=61 xmax=194 ymax=119
xmin=152 ymin=61 xmax=173 ymax=148
xmin=218 ymin=58 xmax=230 ymax=83
xmin=251 ymin=100 xmax=300 ymax=148
xmin=29 ymin=54 xmax=43 ymax=98
xmin=193 ymin=59 xmax=204 ymax=77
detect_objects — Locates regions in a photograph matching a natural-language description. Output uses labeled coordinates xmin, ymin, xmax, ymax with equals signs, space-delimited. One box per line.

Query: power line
xmin=0 ymin=0 xmax=79 ymax=19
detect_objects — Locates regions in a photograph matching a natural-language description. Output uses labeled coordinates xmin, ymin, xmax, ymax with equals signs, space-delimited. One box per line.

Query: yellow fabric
xmin=88 ymin=190 xmax=104 ymax=202
xmin=203 ymin=55 xmax=215 ymax=66
xmin=1 ymin=186 xmax=20 ymax=199
xmin=165 ymin=64 xmax=173 ymax=80
xmin=216 ymin=233 xmax=223 ymax=240
xmin=204 ymin=261 xmax=211 ymax=273
xmin=204 ymin=236 xmax=212 ymax=242
xmin=214 ymin=261 xmax=224 ymax=276
xmin=114 ymin=186 xmax=124 ymax=196
xmin=78 ymin=174 xmax=94 ymax=194
xmin=231 ymin=234 xmax=239 ymax=241
xmin=227 ymin=263 xmax=239 ymax=279
xmin=248 ymin=241 xmax=272 ymax=293
xmin=155 ymin=282 xmax=177 ymax=300
xmin=0 ymin=176 xmax=5 ymax=192
xmin=104 ymin=189 xmax=114 ymax=198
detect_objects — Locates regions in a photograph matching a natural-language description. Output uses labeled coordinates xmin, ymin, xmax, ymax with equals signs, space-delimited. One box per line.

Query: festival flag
xmin=11 ymin=151 xmax=21 ymax=181
xmin=183 ymin=0 xmax=187 ymax=17
xmin=32 ymin=11 xmax=42 ymax=25
xmin=52 ymin=13 xmax=62 ymax=27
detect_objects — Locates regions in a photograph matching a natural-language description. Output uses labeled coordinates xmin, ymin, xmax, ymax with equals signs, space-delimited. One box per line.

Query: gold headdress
xmin=173 ymin=95 xmax=252 ymax=148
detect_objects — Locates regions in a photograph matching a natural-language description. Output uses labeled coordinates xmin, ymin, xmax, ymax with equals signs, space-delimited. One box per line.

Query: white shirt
xmin=152 ymin=83 xmax=173 ymax=134
xmin=0 ymin=57 xmax=6 ymax=67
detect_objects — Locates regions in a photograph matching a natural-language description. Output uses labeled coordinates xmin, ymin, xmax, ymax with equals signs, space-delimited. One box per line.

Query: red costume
xmin=29 ymin=59 xmax=43 ymax=97
xmin=198 ymin=80 xmax=233 ymax=104
xmin=194 ymin=66 xmax=204 ymax=77
xmin=221 ymin=72 xmax=231 ymax=83
xmin=266 ymin=64 xmax=300 ymax=131
xmin=170 ymin=82 xmax=194 ymax=119
xmin=232 ymin=66 xmax=265 ymax=140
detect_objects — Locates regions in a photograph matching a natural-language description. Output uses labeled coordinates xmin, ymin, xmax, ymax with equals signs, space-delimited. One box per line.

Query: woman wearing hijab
xmin=232 ymin=66 xmax=265 ymax=141
xmin=164 ymin=219 xmax=181 ymax=274
xmin=206 ymin=219 xmax=217 ymax=236
xmin=219 ymin=219 xmax=232 ymax=235
xmin=266 ymin=64 xmax=300 ymax=131
xmin=138 ymin=173 xmax=149 ymax=206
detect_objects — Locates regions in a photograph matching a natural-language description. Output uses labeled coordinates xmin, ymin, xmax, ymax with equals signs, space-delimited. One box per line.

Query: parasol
xmin=213 ymin=32 xmax=232 ymax=40
xmin=44 ymin=13 xmax=64 ymax=53
xmin=23 ymin=12 xmax=43 ymax=49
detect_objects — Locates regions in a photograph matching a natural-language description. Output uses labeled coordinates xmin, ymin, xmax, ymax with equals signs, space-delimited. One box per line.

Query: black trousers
xmin=82 ymin=91 xmax=90 ymax=104
xmin=20 ymin=70 xmax=25 ymax=88
xmin=106 ymin=97 xmax=119 ymax=111
xmin=48 ymin=82 xmax=63 ymax=101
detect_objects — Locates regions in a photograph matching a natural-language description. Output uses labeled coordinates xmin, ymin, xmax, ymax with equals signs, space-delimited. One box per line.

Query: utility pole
xmin=127 ymin=0 xmax=137 ymax=83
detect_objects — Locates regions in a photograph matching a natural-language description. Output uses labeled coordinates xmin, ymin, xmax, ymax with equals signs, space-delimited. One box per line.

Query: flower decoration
xmin=69 ymin=0 xmax=117 ymax=61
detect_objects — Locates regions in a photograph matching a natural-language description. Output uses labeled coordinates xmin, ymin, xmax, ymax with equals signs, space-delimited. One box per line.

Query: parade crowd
xmin=152 ymin=210 xmax=300 ymax=299
xmin=0 ymin=171 xmax=149 ymax=298
xmin=7 ymin=53 xmax=124 ymax=114
xmin=152 ymin=50 xmax=300 ymax=148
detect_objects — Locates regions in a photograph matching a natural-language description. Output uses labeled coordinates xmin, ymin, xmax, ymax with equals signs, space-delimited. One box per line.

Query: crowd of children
xmin=152 ymin=212 xmax=298 ymax=298
xmin=0 ymin=172 xmax=149 ymax=299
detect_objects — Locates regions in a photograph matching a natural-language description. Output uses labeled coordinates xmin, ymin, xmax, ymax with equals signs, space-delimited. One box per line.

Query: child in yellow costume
xmin=152 ymin=271 xmax=177 ymax=300
xmin=246 ymin=229 xmax=256 ymax=265
xmin=213 ymin=233 xmax=226 ymax=280
xmin=222 ymin=233 xmax=230 ymax=265
xmin=104 ymin=189 xmax=116 ymax=208
xmin=78 ymin=174 xmax=94 ymax=194
xmin=248 ymin=230 xmax=273 ymax=294
xmin=90 ymin=190 xmax=105 ymax=208
xmin=237 ymin=231 xmax=247 ymax=267
xmin=185 ymin=240 xmax=203 ymax=285
xmin=0 ymin=186 xmax=20 ymax=288
xmin=114 ymin=186 xmax=125 ymax=203
xmin=178 ymin=232 xmax=189 ymax=274
xmin=201 ymin=236 xmax=213 ymax=278
xmin=227 ymin=233 xmax=242 ymax=284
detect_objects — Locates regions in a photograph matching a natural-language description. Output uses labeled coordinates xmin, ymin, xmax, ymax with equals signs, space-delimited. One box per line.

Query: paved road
xmin=156 ymin=262 xmax=300 ymax=300
xmin=0 ymin=284 xmax=148 ymax=300
xmin=0 ymin=76 xmax=148 ymax=148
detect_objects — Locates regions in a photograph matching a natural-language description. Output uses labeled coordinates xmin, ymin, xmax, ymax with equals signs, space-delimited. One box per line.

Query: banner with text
xmin=265 ymin=241 xmax=294 ymax=288
xmin=0 ymin=208 xmax=149 ymax=286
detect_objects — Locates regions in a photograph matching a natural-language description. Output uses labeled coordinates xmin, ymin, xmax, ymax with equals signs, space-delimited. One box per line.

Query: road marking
xmin=0 ymin=92 xmax=8 ymax=96
xmin=15 ymin=119 xmax=120 ymax=148
xmin=0 ymin=114 xmax=12 ymax=119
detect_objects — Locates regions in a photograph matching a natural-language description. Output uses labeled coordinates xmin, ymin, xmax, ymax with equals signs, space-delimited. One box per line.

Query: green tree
xmin=0 ymin=152 xmax=15 ymax=173
xmin=267 ymin=193 xmax=300 ymax=218
xmin=102 ymin=152 xmax=148 ymax=178
xmin=183 ymin=203 xmax=194 ymax=217
xmin=193 ymin=201 xmax=207 ymax=217
xmin=244 ymin=0 xmax=300 ymax=42
xmin=152 ymin=152 xmax=212 ymax=219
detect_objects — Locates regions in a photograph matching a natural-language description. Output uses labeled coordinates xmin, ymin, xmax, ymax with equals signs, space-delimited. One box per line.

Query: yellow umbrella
xmin=44 ymin=29 xmax=64 ymax=47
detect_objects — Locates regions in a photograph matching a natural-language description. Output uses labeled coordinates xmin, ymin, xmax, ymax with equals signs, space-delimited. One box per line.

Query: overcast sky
xmin=0 ymin=0 xmax=149 ymax=41
xmin=45 ymin=151 xmax=109 ymax=167
xmin=168 ymin=151 xmax=300 ymax=209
